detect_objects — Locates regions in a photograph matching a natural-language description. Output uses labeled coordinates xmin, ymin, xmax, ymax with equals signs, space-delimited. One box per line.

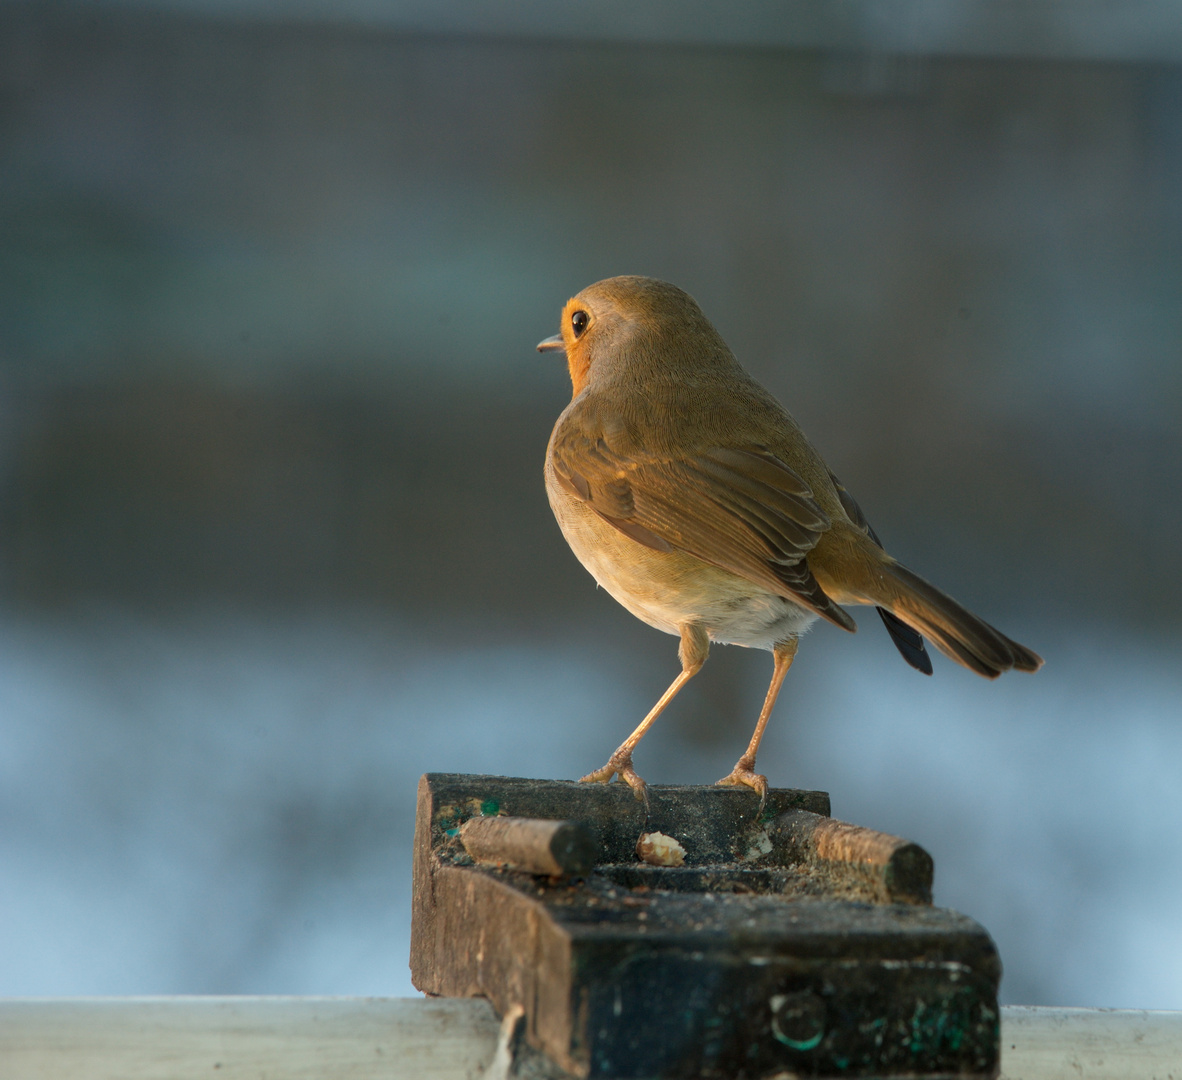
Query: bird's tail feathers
xmin=875 ymin=561 xmax=1043 ymax=678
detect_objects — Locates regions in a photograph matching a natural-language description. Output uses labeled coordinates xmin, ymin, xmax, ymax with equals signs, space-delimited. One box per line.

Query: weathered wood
xmin=411 ymin=773 xmax=1000 ymax=1079
xmin=460 ymin=816 xmax=597 ymax=877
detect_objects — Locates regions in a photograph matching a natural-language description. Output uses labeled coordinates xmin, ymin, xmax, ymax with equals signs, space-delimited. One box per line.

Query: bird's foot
xmin=580 ymin=753 xmax=649 ymax=804
xmin=715 ymin=759 xmax=768 ymax=813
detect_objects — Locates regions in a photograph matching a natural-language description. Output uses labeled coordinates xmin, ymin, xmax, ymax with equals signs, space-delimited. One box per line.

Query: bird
xmin=539 ymin=275 xmax=1042 ymax=802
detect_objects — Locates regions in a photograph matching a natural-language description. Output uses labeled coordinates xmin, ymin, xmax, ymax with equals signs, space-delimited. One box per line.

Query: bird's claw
xmin=580 ymin=754 xmax=649 ymax=805
xmin=715 ymin=761 xmax=768 ymax=814
xmin=579 ymin=761 xmax=620 ymax=784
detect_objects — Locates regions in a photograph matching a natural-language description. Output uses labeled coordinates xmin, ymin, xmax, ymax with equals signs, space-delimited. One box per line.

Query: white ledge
xmin=1000 ymin=1005 xmax=1182 ymax=1080
xmin=0 ymin=997 xmax=1179 ymax=1079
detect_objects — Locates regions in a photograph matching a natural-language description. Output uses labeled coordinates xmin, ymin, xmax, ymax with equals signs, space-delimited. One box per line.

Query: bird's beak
xmin=536 ymin=334 xmax=565 ymax=353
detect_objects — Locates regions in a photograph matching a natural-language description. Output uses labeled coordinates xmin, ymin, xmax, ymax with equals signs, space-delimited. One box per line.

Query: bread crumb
xmin=636 ymin=831 xmax=686 ymax=867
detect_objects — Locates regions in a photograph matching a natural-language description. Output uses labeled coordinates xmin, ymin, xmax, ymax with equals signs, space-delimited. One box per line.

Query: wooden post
xmin=410 ymin=774 xmax=994 ymax=1079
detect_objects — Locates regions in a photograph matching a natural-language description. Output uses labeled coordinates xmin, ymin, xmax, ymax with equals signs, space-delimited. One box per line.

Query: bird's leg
xmin=716 ymin=637 xmax=799 ymax=806
xmin=581 ymin=623 xmax=709 ymax=802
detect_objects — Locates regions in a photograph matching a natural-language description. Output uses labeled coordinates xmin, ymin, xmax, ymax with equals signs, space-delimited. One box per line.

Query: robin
xmin=539 ymin=276 xmax=1042 ymax=801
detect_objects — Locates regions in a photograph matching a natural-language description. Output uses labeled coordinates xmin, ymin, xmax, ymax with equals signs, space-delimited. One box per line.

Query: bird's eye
xmin=571 ymin=310 xmax=590 ymax=338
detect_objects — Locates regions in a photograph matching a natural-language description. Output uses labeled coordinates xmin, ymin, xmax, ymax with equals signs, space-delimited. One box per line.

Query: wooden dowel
xmin=770 ymin=809 xmax=934 ymax=904
xmin=460 ymin=816 xmax=597 ymax=877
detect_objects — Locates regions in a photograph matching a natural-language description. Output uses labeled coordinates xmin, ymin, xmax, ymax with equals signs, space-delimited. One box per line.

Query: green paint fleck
xmin=444 ymin=827 xmax=460 ymax=837
xmin=480 ymin=799 xmax=500 ymax=816
xmin=779 ymin=1031 xmax=824 ymax=1051
xmin=908 ymin=996 xmax=972 ymax=1056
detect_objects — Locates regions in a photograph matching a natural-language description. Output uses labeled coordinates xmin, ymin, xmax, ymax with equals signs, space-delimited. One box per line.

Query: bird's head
xmin=537 ymin=276 xmax=734 ymax=398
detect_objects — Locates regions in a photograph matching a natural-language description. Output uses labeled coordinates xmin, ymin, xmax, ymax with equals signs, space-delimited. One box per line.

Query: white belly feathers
xmin=545 ymin=463 xmax=820 ymax=651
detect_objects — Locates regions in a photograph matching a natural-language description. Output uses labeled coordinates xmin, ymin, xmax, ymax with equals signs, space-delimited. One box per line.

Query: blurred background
xmin=1 ymin=0 xmax=1180 ymax=1007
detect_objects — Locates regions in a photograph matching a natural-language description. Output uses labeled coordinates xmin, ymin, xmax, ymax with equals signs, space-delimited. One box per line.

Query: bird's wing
xmin=550 ymin=428 xmax=856 ymax=631
xmin=827 ymin=470 xmax=933 ymax=674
